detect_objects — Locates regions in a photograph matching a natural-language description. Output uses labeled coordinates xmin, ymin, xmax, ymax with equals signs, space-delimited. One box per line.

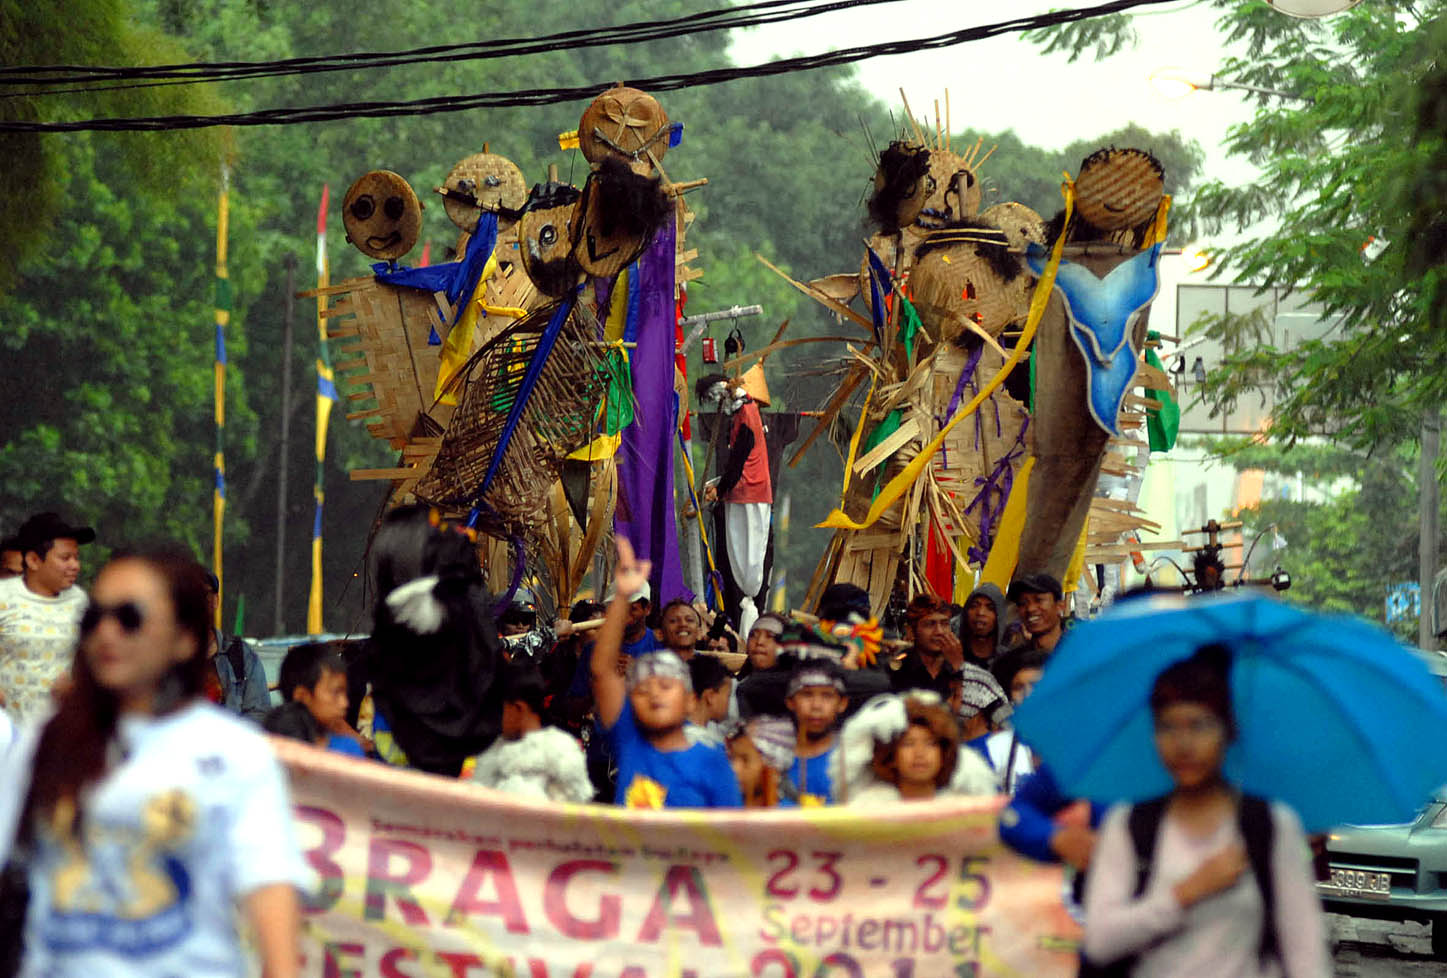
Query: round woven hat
xmin=981 ymin=202 xmax=1047 ymax=252
xmin=440 ymin=152 xmax=528 ymax=234
xmin=1073 ymin=148 xmax=1165 ymax=232
xmin=342 ymin=170 xmax=421 ymax=261
xmin=578 ymin=87 xmax=671 ymax=176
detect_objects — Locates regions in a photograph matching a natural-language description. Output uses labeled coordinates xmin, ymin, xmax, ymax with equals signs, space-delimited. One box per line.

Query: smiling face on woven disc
xmin=569 ymin=173 xmax=654 ymax=280
xmin=441 ymin=153 xmax=527 ymax=234
xmin=578 ymin=87 xmax=670 ymax=175
xmin=1073 ymin=148 xmax=1165 ymax=231
xmin=342 ymin=170 xmax=421 ymax=260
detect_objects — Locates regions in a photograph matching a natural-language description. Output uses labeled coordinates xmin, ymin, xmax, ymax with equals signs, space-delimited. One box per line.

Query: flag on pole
xmin=212 ymin=165 xmax=231 ymax=628
xmin=309 ymin=185 xmax=337 ymax=634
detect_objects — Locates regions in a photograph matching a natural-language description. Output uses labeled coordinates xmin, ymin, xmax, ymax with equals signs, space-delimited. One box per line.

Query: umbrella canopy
xmin=1012 ymin=592 xmax=1447 ymax=831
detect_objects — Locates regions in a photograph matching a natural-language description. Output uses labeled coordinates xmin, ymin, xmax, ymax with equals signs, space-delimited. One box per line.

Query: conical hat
xmin=736 ymin=363 xmax=771 ymax=408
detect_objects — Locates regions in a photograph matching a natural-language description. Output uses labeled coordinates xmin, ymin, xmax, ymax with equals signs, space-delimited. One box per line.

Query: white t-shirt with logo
xmin=0 ymin=576 xmax=87 ymax=723
xmin=0 ymin=701 xmax=305 ymax=978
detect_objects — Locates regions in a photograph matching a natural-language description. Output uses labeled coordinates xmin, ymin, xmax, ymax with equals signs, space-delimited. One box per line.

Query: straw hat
xmin=735 ymin=363 xmax=771 ymax=408
xmin=342 ymin=170 xmax=422 ymax=261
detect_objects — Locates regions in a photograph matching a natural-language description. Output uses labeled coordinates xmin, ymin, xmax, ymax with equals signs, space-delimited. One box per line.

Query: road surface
xmin=1331 ymin=914 xmax=1447 ymax=977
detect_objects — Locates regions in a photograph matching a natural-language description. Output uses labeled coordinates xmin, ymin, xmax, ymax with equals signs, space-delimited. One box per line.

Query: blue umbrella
xmin=1011 ymin=592 xmax=1447 ymax=831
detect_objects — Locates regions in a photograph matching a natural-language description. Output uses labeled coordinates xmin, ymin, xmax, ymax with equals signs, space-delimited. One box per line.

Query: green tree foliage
xmin=0 ymin=0 xmax=226 ymax=292
xmin=1 ymin=0 xmax=1206 ymax=630
xmin=1030 ymin=0 xmax=1445 ymax=449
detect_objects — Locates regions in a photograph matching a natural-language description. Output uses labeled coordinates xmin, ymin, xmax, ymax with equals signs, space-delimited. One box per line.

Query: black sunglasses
xmin=80 ymin=601 xmax=145 ymax=635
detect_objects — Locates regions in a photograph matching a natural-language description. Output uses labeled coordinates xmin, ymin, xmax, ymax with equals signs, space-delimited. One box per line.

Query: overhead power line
xmin=0 ymin=0 xmax=913 ymax=92
xmin=0 ymin=0 xmax=1180 ymax=134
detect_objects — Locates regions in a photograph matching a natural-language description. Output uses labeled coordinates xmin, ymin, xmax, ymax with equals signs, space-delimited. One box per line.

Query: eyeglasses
xmin=80 ymin=601 xmax=145 ymax=635
xmin=1153 ymin=715 xmax=1225 ymax=741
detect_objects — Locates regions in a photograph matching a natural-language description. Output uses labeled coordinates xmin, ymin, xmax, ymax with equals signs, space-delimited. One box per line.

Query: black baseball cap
xmin=1007 ymin=572 xmax=1062 ymax=603
xmin=14 ymin=512 xmax=95 ymax=554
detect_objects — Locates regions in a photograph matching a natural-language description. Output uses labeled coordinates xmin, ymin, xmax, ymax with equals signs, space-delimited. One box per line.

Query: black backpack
xmin=1077 ymin=794 xmax=1278 ymax=978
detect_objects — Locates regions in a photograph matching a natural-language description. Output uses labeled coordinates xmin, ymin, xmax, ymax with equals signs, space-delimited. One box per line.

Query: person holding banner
xmin=592 ymin=538 xmax=742 ymax=809
xmin=0 ymin=549 xmax=301 ymax=978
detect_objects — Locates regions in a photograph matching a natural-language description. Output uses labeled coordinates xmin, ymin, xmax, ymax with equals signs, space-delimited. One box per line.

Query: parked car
xmin=1317 ymin=648 xmax=1447 ymax=958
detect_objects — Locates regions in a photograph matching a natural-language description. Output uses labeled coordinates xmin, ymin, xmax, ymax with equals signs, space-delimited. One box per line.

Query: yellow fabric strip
xmin=979 ymin=456 xmax=1035 ymax=591
xmin=435 ymin=253 xmax=500 ymax=405
xmin=566 ymin=432 xmax=622 ymax=461
xmin=1063 ymin=516 xmax=1089 ymax=594
xmin=1141 ymin=195 xmax=1172 ymax=249
xmin=308 ymin=531 xmax=325 ymax=635
xmin=604 ymin=267 xmax=630 ymax=343
xmin=816 ymin=181 xmax=1075 ymax=531
xmin=837 ymin=361 xmax=878 ymax=504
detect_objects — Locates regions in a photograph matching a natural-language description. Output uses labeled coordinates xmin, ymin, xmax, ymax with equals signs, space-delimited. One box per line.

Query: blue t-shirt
xmin=781 ymin=748 xmax=835 ymax=807
xmin=604 ymin=700 xmax=741 ymax=808
xmin=569 ymin=629 xmax=660 ymax=698
xmin=326 ymin=733 xmax=367 ymax=758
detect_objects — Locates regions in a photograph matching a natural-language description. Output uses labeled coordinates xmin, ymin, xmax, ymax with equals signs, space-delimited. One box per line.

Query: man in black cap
xmin=0 ymin=512 xmax=95 ymax=722
xmin=1006 ymin=572 xmax=1065 ymax=654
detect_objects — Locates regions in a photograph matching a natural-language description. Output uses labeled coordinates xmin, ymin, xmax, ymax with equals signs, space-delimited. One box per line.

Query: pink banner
xmin=277 ymin=740 xmax=1083 ymax=978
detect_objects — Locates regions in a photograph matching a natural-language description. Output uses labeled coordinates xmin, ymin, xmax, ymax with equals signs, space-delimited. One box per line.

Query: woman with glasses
xmin=0 ymin=549 xmax=301 ymax=977
xmin=1080 ymin=645 xmax=1327 ymax=978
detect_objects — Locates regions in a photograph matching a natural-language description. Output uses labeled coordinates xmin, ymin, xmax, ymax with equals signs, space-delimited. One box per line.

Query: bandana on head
xmin=786 ymin=665 xmax=846 ymax=698
xmin=954 ymin=664 xmax=1013 ymax=727
xmin=628 ymin=650 xmax=692 ymax=692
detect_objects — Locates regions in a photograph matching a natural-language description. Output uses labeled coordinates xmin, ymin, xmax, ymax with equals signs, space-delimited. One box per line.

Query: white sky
xmin=728 ymin=0 xmax=1264 ymax=190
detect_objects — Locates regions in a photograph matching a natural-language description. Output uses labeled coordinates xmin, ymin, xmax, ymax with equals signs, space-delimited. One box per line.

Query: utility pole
xmin=1420 ymin=411 xmax=1440 ymax=650
xmin=274 ymin=254 xmax=297 ymax=636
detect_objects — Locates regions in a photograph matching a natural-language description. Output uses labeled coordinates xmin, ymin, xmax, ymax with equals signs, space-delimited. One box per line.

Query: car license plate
xmin=1319 ymin=867 xmax=1392 ymax=899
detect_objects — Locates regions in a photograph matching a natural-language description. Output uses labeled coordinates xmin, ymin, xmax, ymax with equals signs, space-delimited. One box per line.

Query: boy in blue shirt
xmin=278 ymin=642 xmax=368 ymax=758
xmin=592 ymin=539 xmax=741 ymax=808
xmin=782 ymin=657 xmax=848 ymax=806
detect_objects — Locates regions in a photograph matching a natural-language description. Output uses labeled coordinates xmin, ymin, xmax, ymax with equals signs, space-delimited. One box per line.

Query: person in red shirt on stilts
xmin=698 ymin=374 xmax=772 ymax=639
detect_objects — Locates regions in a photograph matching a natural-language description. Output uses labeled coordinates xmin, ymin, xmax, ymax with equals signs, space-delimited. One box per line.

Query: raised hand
xmin=612 ymin=536 xmax=652 ymax=603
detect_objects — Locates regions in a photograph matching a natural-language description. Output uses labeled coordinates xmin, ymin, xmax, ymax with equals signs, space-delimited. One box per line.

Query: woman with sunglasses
xmin=0 ymin=549 xmax=301 ymax=977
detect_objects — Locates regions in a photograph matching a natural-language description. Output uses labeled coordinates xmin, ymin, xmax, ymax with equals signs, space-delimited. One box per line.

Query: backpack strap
xmin=223 ymin=635 xmax=249 ymax=684
xmin=1238 ymin=794 xmax=1278 ymax=965
xmin=1126 ymin=796 xmax=1170 ymax=897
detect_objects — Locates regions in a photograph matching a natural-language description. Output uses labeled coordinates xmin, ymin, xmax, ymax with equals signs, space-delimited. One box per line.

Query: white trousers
xmin=726 ymin=501 xmax=771 ymax=638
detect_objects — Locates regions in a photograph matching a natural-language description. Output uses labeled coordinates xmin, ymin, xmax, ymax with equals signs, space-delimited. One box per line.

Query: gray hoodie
xmin=959 ymin=583 xmax=1006 ymax=665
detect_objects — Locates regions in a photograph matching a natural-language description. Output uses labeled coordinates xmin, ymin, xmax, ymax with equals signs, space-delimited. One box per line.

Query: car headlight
xmin=1430 ymin=805 xmax=1447 ymax=829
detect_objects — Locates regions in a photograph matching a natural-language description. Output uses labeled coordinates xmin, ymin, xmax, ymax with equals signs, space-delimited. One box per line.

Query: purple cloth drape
xmin=614 ymin=221 xmax=687 ymax=604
